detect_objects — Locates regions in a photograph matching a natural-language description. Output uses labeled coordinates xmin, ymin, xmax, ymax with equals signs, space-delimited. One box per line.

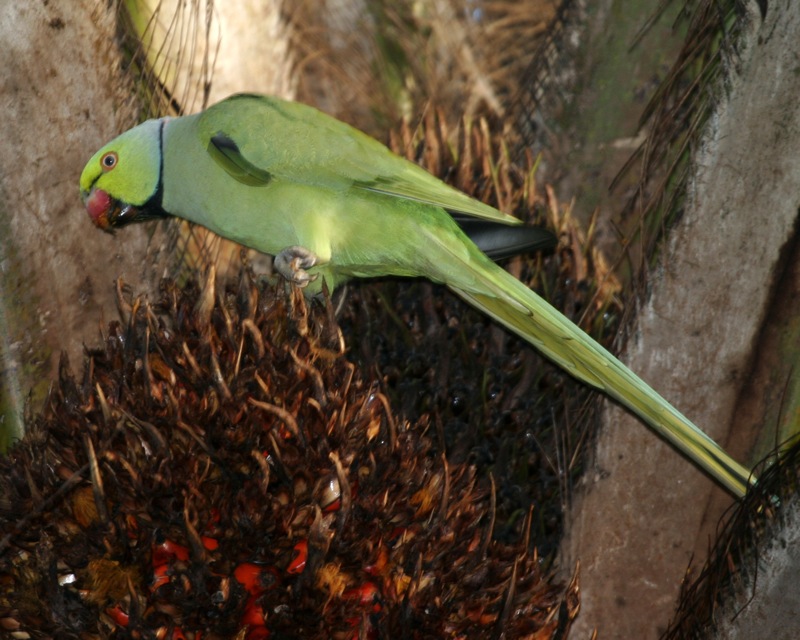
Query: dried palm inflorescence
xmin=0 ymin=270 xmax=579 ymax=638
xmin=284 ymin=0 xmax=558 ymax=135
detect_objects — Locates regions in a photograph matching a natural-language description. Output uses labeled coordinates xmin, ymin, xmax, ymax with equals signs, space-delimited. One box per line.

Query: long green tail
xmin=450 ymin=253 xmax=755 ymax=498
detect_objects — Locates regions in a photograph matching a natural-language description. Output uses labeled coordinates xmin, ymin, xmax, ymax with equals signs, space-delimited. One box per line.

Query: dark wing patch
xmin=208 ymin=133 xmax=272 ymax=186
xmin=455 ymin=216 xmax=557 ymax=261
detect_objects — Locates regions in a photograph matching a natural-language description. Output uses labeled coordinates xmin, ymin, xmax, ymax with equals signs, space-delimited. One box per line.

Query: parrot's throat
xmin=141 ymin=119 xmax=168 ymax=217
xmin=136 ymin=188 xmax=168 ymax=222
xmin=124 ymin=119 xmax=169 ymax=224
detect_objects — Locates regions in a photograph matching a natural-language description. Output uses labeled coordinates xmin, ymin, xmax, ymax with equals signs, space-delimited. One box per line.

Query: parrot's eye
xmin=101 ymin=152 xmax=118 ymax=171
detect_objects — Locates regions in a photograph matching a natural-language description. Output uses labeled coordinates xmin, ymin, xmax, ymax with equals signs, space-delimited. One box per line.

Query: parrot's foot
xmin=274 ymin=246 xmax=319 ymax=287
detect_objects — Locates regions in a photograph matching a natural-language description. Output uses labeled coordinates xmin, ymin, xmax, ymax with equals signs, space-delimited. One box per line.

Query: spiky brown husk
xmin=0 ymin=271 xmax=578 ymax=639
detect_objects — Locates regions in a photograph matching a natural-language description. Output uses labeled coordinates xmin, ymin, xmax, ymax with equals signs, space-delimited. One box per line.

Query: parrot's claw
xmin=274 ymin=245 xmax=319 ymax=287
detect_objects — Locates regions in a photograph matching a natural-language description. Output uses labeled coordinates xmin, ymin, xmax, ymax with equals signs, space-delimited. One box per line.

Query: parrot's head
xmin=79 ymin=119 xmax=165 ymax=231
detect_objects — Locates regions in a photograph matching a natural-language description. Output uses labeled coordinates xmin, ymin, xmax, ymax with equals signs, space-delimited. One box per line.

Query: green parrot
xmin=79 ymin=93 xmax=754 ymax=497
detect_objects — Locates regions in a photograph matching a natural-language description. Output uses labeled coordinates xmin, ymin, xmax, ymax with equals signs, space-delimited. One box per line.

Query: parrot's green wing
xmin=199 ymin=94 xmax=522 ymax=225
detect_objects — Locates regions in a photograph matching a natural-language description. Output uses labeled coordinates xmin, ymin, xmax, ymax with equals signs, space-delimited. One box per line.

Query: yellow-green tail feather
xmin=450 ymin=254 xmax=754 ymax=498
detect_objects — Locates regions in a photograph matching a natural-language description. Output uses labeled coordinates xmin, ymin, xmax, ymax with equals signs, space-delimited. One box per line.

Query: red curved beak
xmin=84 ymin=187 xmax=113 ymax=230
xmin=83 ymin=188 xmax=140 ymax=230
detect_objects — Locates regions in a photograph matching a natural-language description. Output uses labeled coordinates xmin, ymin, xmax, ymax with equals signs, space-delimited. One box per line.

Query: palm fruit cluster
xmin=0 ymin=268 xmax=579 ymax=639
